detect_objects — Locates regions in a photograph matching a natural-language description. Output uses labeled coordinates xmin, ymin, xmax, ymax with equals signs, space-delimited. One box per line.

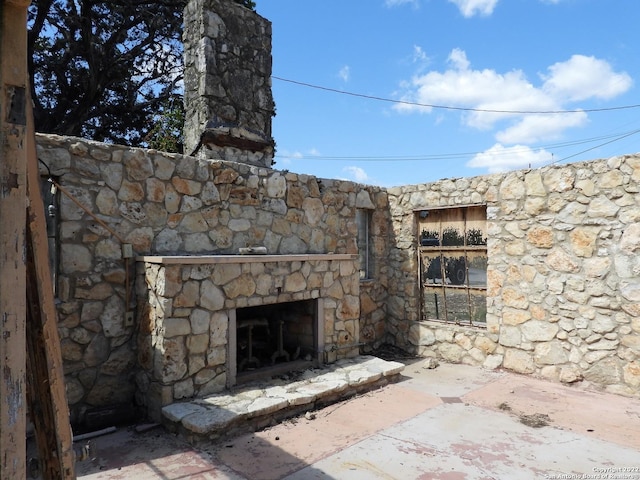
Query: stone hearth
xmin=162 ymin=356 xmax=405 ymax=444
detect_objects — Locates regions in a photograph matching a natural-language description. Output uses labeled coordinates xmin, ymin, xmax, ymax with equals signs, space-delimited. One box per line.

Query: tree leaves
xmin=28 ymin=0 xmax=186 ymax=146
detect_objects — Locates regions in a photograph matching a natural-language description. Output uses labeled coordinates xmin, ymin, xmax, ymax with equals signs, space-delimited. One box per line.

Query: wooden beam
xmin=25 ymin=82 xmax=77 ymax=480
xmin=0 ymin=1 xmax=29 ymax=478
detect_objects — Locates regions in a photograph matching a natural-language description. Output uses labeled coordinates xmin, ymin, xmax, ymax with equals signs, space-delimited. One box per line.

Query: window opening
xmin=356 ymin=209 xmax=374 ymax=280
xmin=417 ymin=205 xmax=487 ymax=325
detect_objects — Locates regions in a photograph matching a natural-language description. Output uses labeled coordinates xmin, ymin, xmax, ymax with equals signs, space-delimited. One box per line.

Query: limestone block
xmin=189 ymin=309 xmax=211 ymax=335
xmin=95 ymin=189 xmax=118 ymax=216
xmin=621 ymin=335 xmax=640 ymax=351
xmin=437 ymin=343 xmax=465 ymax=363
xmin=524 ymin=171 xmax=546 ymax=196
xmin=483 ymin=354 xmax=503 ymax=369
xmin=172 ymin=177 xmax=202 ymax=196
xmin=502 ymin=287 xmax=529 ymax=309
xmin=70 ymin=327 xmax=93 ymax=345
xmin=502 ymin=308 xmax=531 ymax=326
xmin=569 ymin=228 xmax=597 ymax=257
xmin=620 ymin=281 xmax=640 ymax=302
xmin=302 ymin=197 xmax=325 ymax=226
xmin=198 ymin=373 xmax=227 ymax=396
xmin=522 ymin=320 xmax=559 ymax=342
xmin=65 ymin=378 xmax=85 ymax=405
xmin=587 ymin=195 xmax=619 ymax=218
xmin=223 ymin=274 xmax=257 ymax=298
xmin=266 ymin=172 xmax=287 ymax=198
xmin=187 ymin=333 xmax=209 ymax=354
xmin=61 ymin=244 xmax=93 ymax=273
xmin=164 ymin=318 xmax=190 ymax=338
xmin=164 ymin=185 xmax=181 ymax=214
xmin=408 ymin=323 xmax=436 ymax=346
xmin=503 ymin=349 xmax=535 ymax=374
xmin=174 ymin=378 xmax=194 ymax=400
xmin=86 ymin=375 xmax=135 ymax=406
xmin=544 ymin=168 xmax=575 ymax=192
xmin=61 ymin=338 xmax=84 ymax=362
xmin=474 ymin=336 xmax=497 ymax=354
xmin=200 ymin=280 xmax=225 ymax=311
xmin=207 ymin=346 xmax=226 ymax=367
xmin=623 ymin=361 xmax=640 ymax=388
xmin=155 ymin=337 xmax=188 ymax=383
xmin=545 ymin=248 xmax=579 ymax=273
xmin=189 ymin=355 xmax=206 ymax=376
xmin=533 ymin=341 xmax=568 ymax=365
xmin=527 ymin=226 xmax=554 ymax=248
xmin=102 ymin=346 xmax=136 ymax=376
xmin=584 ymin=356 xmax=622 ymax=385
xmin=101 ymin=296 xmax=126 ymax=338
xmin=499 ymin=326 xmax=521 ymax=347
xmin=123 ymin=149 xmax=154 ymax=180
xmin=153 ymin=155 xmax=176 ymax=180
xmin=180 ymin=212 xmax=209 ymax=233
xmin=118 ymin=179 xmax=145 ymax=202
xmin=175 ymin=281 xmax=200 ymax=307
xmin=583 ymin=257 xmax=611 ymax=278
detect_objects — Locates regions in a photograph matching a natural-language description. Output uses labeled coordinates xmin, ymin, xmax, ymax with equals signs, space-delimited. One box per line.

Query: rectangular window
xmin=417 ymin=205 xmax=487 ymax=325
xmin=356 ymin=209 xmax=374 ymax=280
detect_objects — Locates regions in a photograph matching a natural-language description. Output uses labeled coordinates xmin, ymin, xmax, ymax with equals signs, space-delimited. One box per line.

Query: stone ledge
xmin=161 ymin=356 xmax=404 ymax=444
xmin=137 ymin=254 xmax=357 ymax=264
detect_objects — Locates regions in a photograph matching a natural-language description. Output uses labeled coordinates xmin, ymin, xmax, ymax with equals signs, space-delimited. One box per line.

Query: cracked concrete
xmin=74 ymin=361 xmax=640 ymax=479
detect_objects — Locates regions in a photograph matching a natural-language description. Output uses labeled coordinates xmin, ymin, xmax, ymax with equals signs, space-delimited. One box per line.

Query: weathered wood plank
xmin=0 ymin=2 xmax=29 ymax=478
xmin=25 ymin=88 xmax=77 ymax=478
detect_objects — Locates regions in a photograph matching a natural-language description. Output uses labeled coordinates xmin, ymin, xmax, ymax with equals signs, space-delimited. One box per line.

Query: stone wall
xmin=135 ymin=254 xmax=360 ymax=420
xmin=387 ymin=156 xmax=640 ymax=396
xmin=183 ymin=0 xmax=275 ymax=166
xmin=35 ymin=133 xmax=389 ymax=421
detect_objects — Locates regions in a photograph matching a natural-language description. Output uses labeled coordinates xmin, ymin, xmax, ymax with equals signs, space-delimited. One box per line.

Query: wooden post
xmin=0 ymin=1 xmax=30 ymax=478
xmin=24 ymin=93 xmax=77 ymax=477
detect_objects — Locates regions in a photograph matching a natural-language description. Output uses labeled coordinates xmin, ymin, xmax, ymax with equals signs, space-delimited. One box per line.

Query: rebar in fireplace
xmin=237 ymin=318 xmax=268 ymax=370
xmin=271 ymin=319 xmax=289 ymax=364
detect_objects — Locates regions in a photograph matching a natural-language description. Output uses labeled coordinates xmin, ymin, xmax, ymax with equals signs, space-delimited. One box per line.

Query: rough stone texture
xmin=183 ymin=0 xmax=275 ymax=167
xmin=38 ymin=132 xmax=388 ymax=420
xmin=138 ymin=254 xmax=361 ymax=420
xmin=387 ymin=157 xmax=640 ymax=397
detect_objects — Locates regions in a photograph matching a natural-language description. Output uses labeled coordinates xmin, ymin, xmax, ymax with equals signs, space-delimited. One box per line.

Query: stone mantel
xmin=136 ymin=254 xmax=357 ymax=265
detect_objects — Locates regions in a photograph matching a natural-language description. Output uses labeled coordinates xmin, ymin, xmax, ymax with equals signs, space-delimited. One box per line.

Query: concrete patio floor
xmin=74 ymin=360 xmax=640 ymax=479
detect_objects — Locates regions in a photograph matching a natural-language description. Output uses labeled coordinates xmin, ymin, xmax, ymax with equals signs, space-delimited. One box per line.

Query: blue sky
xmin=256 ymin=0 xmax=640 ymax=187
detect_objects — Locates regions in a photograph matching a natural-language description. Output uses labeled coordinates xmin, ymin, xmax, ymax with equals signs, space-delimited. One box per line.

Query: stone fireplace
xmin=136 ymin=254 xmax=360 ymax=421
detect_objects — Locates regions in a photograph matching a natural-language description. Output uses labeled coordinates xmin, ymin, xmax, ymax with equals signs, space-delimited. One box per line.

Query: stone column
xmin=183 ymin=0 xmax=275 ymax=167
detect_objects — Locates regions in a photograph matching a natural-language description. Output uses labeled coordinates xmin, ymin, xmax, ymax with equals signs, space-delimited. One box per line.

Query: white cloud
xmin=495 ymin=112 xmax=588 ymax=144
xmin=343 ymin=166 xmax=373 ymax=183
xmin=542 ymin=54 xmax=633 ymax=102
xmin=467 ymin=144 xmax=552 ymax=172
xmin=394 ymin=48 xmax=632 ymax=145
xmin=338 ymin=65 xmax=351 ymax=83
xmin=448 ymin=0 xmax=499 ymax=17
xmin=412 ymin=45 xmax=428 ymax=63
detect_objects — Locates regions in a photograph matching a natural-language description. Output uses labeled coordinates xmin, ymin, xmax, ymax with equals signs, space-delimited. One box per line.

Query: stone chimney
xmin=183 ymin=0 xmax=275 ymax=167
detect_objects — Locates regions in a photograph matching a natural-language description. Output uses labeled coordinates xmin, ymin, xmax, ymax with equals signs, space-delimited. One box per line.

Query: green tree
xmin=145 ymin=96 xmax=185 ymax=154
xmin=28 ymin=0 xmax=186 ymax=146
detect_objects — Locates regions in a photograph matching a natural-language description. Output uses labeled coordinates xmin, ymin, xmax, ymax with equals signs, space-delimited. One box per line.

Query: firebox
xmin=230 ymin=299 xmax=322 ymax=384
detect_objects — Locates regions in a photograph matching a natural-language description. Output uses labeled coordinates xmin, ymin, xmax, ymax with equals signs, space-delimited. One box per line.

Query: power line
xmin=275 ymin=128 xmax=640 ymax=162
xmin=548 ymin=128 xmax=640 ymax=166
xmin=273 ymin=76 xmax=640 ymax=115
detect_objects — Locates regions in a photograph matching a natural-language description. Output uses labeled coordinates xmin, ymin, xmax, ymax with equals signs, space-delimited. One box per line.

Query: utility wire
xmin=547 ymin=128 xmax=640 ymax=166
xmin=275 ymin=128 xmax=640 ymax=162
xmin=273 ymin=76 xmax=640 ymax=115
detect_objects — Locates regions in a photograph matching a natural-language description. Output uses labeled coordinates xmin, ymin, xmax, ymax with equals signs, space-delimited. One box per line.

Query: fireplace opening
xmin=234 ymin=299 xmax=320 ymax=383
